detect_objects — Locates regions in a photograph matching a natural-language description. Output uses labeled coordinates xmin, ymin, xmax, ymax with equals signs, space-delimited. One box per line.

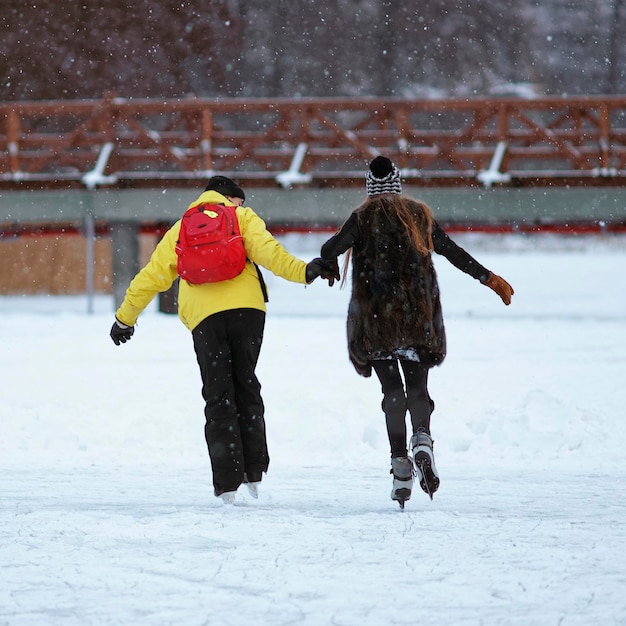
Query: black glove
xmin=110 ymin=318 xmax=135 ymax=345
xmin=306 ymin=258 xmax=340 ymax=285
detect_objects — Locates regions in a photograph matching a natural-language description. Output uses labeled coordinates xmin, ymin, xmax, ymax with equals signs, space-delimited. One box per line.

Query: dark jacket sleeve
xmin=432 ymin=221 xmax=491 ymax=282
xmin=321 ymin=212 xmax=360 ymax=259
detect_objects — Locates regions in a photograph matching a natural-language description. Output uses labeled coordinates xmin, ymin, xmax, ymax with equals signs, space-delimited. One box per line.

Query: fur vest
xmin=347 ymin=199 xmax=446 ymax=377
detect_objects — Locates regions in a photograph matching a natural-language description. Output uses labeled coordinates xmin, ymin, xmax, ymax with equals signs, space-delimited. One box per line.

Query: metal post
xmin=110 ymin=221 xmax=140 ymax=310
xmin=81 ymin=142 xmax=117 ymax=314
xmin=84 ymin=193 xmax=96 ymax=314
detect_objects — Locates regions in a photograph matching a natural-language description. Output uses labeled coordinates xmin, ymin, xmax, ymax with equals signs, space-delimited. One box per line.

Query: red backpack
xmin=175 ymin=203 xmax=247 ymax=284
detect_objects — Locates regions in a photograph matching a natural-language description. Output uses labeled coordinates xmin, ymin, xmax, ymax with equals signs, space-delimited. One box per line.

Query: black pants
xmin=192 ymin=308 xmax=268 ymax=495
xmin=372 ymin=359 xmax=434 ymax=458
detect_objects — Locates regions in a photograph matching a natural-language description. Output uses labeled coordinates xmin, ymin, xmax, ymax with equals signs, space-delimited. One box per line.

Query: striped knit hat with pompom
xmin=365 ymin=156 xmax=402 ymax=196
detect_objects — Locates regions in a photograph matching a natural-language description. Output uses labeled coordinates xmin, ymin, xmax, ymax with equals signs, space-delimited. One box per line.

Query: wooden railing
xmin=3 ymin=95 xmax=626 ymax=189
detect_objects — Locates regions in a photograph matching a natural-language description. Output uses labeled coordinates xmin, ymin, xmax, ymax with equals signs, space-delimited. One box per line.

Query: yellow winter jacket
xmin=115 ymin=190 xmax=308 ymax=331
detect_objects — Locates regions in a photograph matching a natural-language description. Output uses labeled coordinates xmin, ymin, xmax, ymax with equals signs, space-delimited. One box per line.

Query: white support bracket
xmin=82 ymin=142 xmax=118 ymax=189
xmin=275 ymin=143 xmax=312 ymax=188
xmin=477 ymin=141 xmax=511 ymax=188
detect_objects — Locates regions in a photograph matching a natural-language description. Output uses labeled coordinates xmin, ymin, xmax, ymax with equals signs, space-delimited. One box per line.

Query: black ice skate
xmin=390 ymin=456 xmax=414 ymax=509
xmin=411 ymin=429 xmax=440 ymax=500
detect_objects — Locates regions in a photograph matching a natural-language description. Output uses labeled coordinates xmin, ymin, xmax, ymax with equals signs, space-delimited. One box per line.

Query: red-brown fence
xmin=3 ymin=95 xmax=626 ymax=189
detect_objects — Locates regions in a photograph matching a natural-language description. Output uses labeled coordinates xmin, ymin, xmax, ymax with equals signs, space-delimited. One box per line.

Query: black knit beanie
xmin=204 ymin=175 xmax=246 ymax=201
xmin=365 ymin=156 xmax=402 ymax=196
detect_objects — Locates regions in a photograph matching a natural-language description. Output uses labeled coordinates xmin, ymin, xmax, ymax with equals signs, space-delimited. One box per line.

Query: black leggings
xmin=372 ymin=359 xmax=434 ymax=458
xmin=192 ymin=308 xmax=268 ymax=495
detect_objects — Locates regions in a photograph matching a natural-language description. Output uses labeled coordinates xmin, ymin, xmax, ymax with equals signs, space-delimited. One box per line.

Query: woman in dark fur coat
xmin=320 ymin=156 xmax=514 ymax=508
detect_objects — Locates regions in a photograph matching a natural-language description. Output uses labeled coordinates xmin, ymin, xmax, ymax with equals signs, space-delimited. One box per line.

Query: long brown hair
xmin=340 ymin=194 xmax=435 ymax=286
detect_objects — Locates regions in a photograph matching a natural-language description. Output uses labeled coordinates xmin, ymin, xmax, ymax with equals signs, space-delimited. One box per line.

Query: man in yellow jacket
xmin=110 ymin=176 xmax=338 ymax=504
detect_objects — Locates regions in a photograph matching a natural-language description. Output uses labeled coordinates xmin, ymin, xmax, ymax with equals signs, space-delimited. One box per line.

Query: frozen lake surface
xmin=1 ymin=233 xmax=625 ymax=625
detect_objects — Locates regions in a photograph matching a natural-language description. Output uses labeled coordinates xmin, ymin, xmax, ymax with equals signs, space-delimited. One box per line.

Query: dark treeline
xmin=1 ymin=0 xmax=624 ymax=101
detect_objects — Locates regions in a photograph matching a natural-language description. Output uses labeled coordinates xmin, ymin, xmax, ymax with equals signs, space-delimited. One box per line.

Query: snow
xmin=2 ymin=232 xmax=626 ymax=625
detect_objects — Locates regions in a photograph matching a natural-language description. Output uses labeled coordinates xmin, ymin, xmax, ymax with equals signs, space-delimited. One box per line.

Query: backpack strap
xmin=222 ymin=204 xmax=239 ymax=236
xmin=228 ymin=204 xmax=267 ymax=302
xmin=253 ymin=263 xmax=269 ymax=303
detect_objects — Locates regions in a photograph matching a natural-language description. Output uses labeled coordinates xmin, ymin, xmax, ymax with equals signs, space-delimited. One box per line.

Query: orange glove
xmin=484 ymin=273 xmax=514 ymax=305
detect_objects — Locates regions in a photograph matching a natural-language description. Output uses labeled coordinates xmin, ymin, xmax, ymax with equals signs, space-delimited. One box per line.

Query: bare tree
xmin=1 ymin=0 xmax=623 ymax=101
xmin=0 ymin=0 xmax=246 ymax=100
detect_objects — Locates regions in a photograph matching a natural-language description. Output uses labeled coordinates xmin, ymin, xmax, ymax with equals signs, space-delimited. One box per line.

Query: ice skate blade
xmin=391 ymin=487 xmax=411 ymax=509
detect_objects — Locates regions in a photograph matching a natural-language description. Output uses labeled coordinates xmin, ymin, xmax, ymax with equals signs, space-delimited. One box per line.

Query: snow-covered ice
xmin=1 ymin=232 xmax=626 ymax=625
